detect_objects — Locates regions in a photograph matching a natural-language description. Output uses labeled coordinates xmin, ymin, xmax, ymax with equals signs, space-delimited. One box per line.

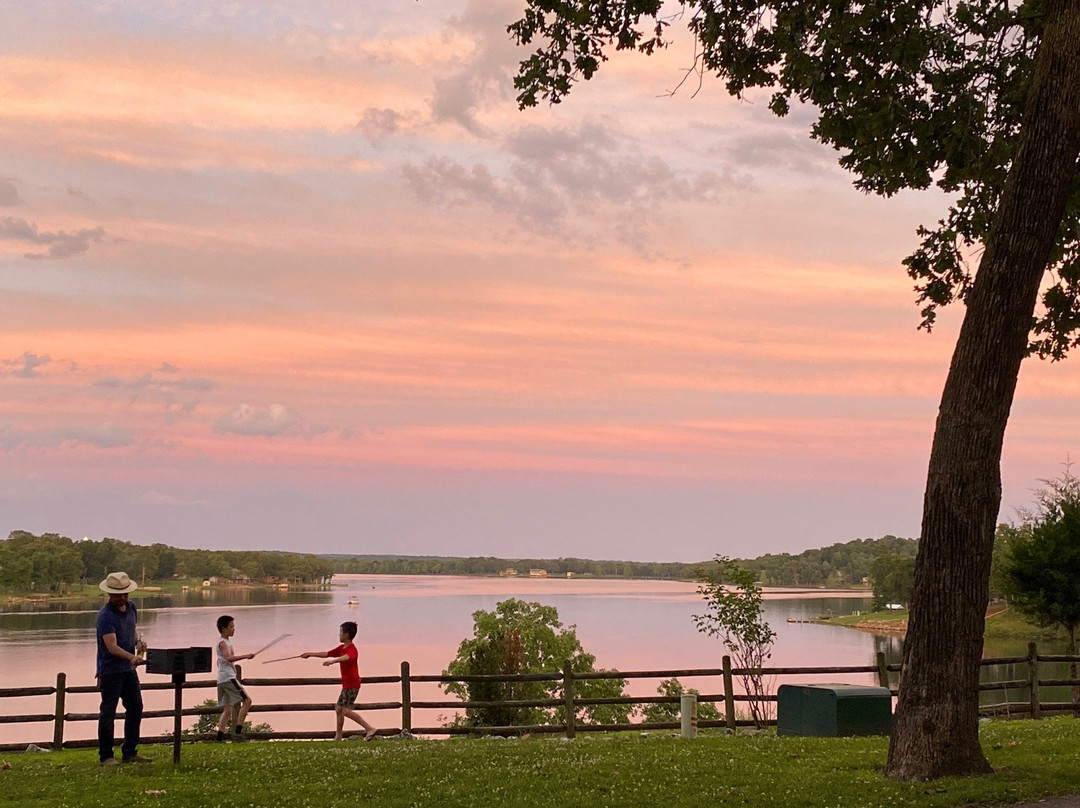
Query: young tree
xmin=442 ymin=598 xmax=631 ymax=730
xmin=640 ymin=678 xmax=722 ymax=725
xmin=1001 ymin=471 xmax=1080 ymax=704
xmin=510 ymin=0 xmax=1080 ymax=779
xmin=692 ymin=556 xmax=776 ymax=728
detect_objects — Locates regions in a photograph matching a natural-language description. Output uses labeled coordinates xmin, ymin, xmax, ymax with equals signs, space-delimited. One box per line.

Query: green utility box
xmin=777 ymin=683 xmax=892 ymax=737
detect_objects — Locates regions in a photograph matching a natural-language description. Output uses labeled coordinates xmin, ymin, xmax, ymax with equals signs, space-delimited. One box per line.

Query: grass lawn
xmin=4 ymin=718 xmax=1080 ymax=808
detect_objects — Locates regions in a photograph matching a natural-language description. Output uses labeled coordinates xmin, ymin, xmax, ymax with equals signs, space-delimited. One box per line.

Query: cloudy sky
xmin=1 ymin=0 xmax=1076 ymax=563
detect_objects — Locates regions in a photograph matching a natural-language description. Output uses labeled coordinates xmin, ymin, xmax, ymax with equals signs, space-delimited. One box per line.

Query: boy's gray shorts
xmin=217 ymin=679 xmax=249 ymax=707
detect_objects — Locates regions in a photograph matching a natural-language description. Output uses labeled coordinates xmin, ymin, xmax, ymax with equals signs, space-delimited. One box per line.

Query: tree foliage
xmin=2 ymin=532 xmax=83 ymax=592
xmin=331 ymin=535 xmax=914 ymax=587
xmin=1002 ymin=471 xmax=1080 ymax=654
xmin=870 ymin=551 xmax=917 ymax=610
xmin=692 ymin=556 xmax=776 ymax=728
xmin=744 ymin=536 xmax=916 ymax=588
xmin=442 ymin=598 xmax=632 ymax=730
xmin=333 ymin=554 xmax=693 ymax=579
xmin=1 ymin=530 xmax=335 ymax=592
xmin=989 ymin=522 xmax=1029 ymax=599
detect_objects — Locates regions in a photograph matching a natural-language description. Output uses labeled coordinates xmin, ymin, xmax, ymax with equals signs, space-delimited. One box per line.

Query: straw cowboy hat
xmin=99 ymin=571 xmax=139 ymax=594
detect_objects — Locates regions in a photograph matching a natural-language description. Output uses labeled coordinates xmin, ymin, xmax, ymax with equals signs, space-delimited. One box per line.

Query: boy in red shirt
xmin=302 ymin=621 xmax=378 ymax=741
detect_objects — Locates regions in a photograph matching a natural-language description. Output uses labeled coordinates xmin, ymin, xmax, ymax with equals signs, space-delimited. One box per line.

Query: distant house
xmin=229 ymin=569 xmax=250 ymax=584
xmin=499 ymin=569 xmax=519 ymax=577
xmin=529 ymin=569 xmax=548 ymax=578
xmin=565 ymin=571 xmax=575 ymax=579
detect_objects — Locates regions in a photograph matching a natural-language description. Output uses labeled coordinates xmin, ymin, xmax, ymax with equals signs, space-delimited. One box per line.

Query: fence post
xmin=680 ymin=693 xmax=697 ymax=738
xmin=52 ymin=672 xmax=66 ymax=750
xmin=722 ymin=655 xmax=736 ymax=731
xmin=1028 ymin=642 xmax=1040 ymax=719
xmin=563 ymin=659 xmax=576 ymax=739
xmin=400 ymin=661 xmax=412 ymax=733
xmin=876 ymin=652 xmax=889 ymax=689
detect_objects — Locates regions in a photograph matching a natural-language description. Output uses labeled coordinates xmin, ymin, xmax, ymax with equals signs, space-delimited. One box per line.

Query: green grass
xmin=5 ymin=719 xmax=1080 ymax=807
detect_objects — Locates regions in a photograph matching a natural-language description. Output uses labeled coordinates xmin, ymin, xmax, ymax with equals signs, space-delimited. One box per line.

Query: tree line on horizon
xmin=1 ymin=528 xmax=919 ymax=596
xmin=0 ymin=531 xmax=333 ymax=593
xmin=330 ymin=534 xmax=920 ymax=589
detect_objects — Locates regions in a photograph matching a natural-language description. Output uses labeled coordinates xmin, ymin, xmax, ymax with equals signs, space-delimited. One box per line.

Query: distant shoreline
xmin=3 ymin=574 xmax=876 ymax=607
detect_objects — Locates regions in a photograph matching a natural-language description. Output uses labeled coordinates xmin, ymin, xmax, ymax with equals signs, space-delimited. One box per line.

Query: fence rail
xmin=2 ymin=643 xmax=1077 ymax=753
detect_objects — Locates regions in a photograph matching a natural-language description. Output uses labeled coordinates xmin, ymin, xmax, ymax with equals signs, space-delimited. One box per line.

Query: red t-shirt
xmin=330 ymin=643 xmax=361 ymax=689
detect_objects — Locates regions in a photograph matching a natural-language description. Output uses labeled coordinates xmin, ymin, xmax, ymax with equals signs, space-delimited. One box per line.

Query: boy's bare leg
xmin=334 ymin=705 xmax=345 ymax=741
xmin=236 ymin=697 xmax=252 ymax=729
xmin=342 ymin=707 xmax=377 ymax=739
xmin=217 ymin=704 xmax=234 ymax=735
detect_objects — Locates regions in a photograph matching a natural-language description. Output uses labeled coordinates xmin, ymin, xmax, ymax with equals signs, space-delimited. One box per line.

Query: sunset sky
xmin=2 ymin=0 xmax=1077 ymax=563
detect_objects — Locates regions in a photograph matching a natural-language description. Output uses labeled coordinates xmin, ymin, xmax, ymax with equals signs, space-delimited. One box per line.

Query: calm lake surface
xmin=0 ymin=575 xmax=1051 ymax=745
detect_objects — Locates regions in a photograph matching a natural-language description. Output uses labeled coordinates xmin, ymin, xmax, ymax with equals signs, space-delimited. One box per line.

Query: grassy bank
xmin=824 ymin=606 xmax=1064 ymax=645
xmin=4 ymin=579 xmax=282 ymax=604
xmin=4 ymin=719 xmax=1080 ymax=808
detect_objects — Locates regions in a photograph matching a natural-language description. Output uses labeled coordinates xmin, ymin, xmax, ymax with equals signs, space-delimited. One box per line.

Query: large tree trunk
xmin=886 ymin=0 xmax=1080 ymax=780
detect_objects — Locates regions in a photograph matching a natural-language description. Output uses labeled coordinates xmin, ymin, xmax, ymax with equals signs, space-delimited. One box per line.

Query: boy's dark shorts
xmin=336 ymin=688 xmax=359 ymax=708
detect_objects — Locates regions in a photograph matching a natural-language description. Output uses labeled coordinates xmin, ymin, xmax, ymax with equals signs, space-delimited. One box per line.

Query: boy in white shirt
xmin=216 ymin=614 xmax=254 ymax=742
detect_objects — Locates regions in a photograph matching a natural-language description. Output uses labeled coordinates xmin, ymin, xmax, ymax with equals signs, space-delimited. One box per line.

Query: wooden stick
xmin=261 ymin=654 xmax=304 ymax=664
xmin=250 ymin=633 xmax=292 ymax=657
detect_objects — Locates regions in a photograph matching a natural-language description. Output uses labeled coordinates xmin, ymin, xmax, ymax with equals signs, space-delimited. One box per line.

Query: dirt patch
xmin=852 ymin=619 xmax=908 ymax=636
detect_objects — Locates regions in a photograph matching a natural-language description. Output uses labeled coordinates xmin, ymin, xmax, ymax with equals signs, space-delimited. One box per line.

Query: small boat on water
xmin=346 ymin=597 xmax=359 ymax=606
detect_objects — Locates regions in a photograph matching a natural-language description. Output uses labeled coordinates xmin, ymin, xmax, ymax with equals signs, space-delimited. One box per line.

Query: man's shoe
xmin=121 ymin=754 xmax=153 ymax=764
xmin=100 ymin=758 xmax=118 ymax=767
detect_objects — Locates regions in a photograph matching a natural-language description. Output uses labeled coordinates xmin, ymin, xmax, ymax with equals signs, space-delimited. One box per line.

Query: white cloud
xmin=214 ymin=404 xmax=299 ymax=437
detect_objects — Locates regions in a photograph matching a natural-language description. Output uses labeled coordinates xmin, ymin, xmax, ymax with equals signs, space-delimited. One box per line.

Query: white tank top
xmin=217 ymin=636 xmax=237 ymax=683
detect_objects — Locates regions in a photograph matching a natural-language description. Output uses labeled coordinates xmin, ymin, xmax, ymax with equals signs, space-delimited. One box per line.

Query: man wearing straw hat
xmin=96 ymin=571 xmax=150 ymax=766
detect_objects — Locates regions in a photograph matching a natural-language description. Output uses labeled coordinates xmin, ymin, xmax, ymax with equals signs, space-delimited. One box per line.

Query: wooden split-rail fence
xmin=1 ymin=643 xmax=1077 ymax=754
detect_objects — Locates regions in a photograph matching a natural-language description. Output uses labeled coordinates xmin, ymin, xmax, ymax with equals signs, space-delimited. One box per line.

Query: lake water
xmin=1 ymin=575 xmax=1053 ymax=745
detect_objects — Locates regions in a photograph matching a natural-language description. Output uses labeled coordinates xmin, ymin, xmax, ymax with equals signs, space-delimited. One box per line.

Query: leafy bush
xmin=181 ymin=698 xmax=272 ymax=737
xmin=442 ymin=598 xmax=632 ymax=730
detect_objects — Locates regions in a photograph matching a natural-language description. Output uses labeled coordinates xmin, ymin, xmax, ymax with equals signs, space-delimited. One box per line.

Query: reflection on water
xmin=4 ymin=575 xmax=1061 ymax=744
xmin=0 ymin=576 xmax=885 ymax=744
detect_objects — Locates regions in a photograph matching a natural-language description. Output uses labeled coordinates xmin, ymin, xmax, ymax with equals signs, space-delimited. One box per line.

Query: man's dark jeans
xmin=98 ymin=670 xmax=143 ymax=762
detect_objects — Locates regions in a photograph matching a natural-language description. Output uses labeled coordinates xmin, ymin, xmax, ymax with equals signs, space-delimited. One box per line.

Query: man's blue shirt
xmin=96 ymin=601 xmax=138 ymax=676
